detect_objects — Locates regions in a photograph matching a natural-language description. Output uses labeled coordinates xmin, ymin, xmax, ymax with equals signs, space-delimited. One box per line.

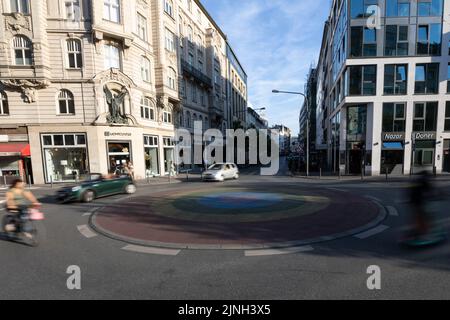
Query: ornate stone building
xmin=0 ymin=0 xmax=247 ymax=184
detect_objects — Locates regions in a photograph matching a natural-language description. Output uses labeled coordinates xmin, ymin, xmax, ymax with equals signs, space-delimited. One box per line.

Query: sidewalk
xmin=289 ymin=172 xmax=450 ymax=183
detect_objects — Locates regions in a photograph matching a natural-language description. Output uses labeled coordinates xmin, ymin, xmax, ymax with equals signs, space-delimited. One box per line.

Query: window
xmin=104 ymin=0 xmax=120 ymax=23
xmin=417 ymin=0 xmax=443 ymax=16
xmin=350 ymin=0 xmax=378 ymax=19
xmin=180 ymin=79 xmax=186 ymax=98
xmin=104 ymin=43 xmax=121 ymax=70
xmin=167 ymin=68 xmax=176 ymax=90
xmin=140 ymin=97 xmax=155 ymax=120
xmin=386 ymin=0 xmax=410 ymax=16
xmin=448 ymin=63 xmax=450 ymax=93
xmin=417 ymin=24 xmax=442 ymax=55
xmin=164 ymin=0 xmax=173 ymax=17
xmin=445 ymin=102 xmax=450 ymax=131
xmin=13 ymin=35 xmax=32 ymax=65
xmin=67 ymin=39 xmax=82 ymax=69
xmin=141 ymin=57 xmax=151 ymax=82
xmin=10 ymin=0 xmax=29 ymax=14
xmin=58 ymin=90 xmax=75 ymax=115
xmin=383 ymin=103 xmax=405 ymax=132
xmin=137 ymin=13 xmax=147 ymax=41
xmin=350 ymin=27 xmax=377 ymax=57
xmin=384 ymin=64 xmax=407 ymax=95
xmin=415 ymin=63 xmax=439 ymax=94
xmin=0 ymin=92 xmax=9 ymax=115
xmin=348 ymin=65 xmax=377 ymax=96
xmin=165 ymin=28 xmax=175 ymax=52
xmin=65 ymin=0 xmax=80 ymax=20
xmin=187 ymin=0 xmax=192 ymax=12
xmin=385 ymin=25 xmax=408 ymax=56
xmin=187 ymin=25 xmax=193 ymax=43
xmin=163 ymin=111 xmax=172 ymax=123
xmin=413 ymin=102 xmax=438 ymax=131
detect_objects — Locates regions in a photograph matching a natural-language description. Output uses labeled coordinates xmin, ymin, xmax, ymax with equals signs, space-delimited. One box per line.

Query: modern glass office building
xmin=315 ymin=0 xmax=450 ymax=175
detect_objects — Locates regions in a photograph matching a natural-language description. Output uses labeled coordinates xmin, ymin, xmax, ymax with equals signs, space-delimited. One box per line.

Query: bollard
xmin=186 ymin=171 xmax=189 ymax=181
xmin=385 ymin=169 xmax=388 ymax=181
xmin=28 ymin=175 xmax=32 ymax=189
xmin=3 ymin=175 xmax=6 ymax=187
xmin=319 ymin=168 xmax=322 ymax=180
xmin=51 ymin=176 xmax=53 ymax=189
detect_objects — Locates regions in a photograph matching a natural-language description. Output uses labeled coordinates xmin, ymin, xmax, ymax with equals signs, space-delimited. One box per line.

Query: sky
xmin=202 ymin=0 xmax=331 ymax=135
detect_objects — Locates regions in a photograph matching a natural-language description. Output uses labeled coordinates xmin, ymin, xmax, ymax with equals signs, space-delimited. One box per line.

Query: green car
xmin=57 ymin=173 xmax=137 ymax=203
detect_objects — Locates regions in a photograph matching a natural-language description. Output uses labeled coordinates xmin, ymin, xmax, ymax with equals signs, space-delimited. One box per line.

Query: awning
xmin=382 ymin=142 xmax=404 ymax=150
xmin=0 ymin=143 xmax=31 ymax=157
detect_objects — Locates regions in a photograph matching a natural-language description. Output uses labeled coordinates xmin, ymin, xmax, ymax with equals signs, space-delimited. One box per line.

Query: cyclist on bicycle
xmin=4 ymin=179 xmax=41 ymax=235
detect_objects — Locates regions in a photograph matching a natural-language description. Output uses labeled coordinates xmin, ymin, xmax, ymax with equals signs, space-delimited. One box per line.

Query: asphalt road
xmin=1 ymin=172 xmax=450 ymax=300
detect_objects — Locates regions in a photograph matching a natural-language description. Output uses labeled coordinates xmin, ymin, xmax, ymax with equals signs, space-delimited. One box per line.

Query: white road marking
xmin=245 ymin=246 xmax=314 ymax=257
xmin=354 ymin=225 xmax=390 ymax=239
xmin=77 ymin=225 xmax=98 ymax=238
xmin=122 ymin=244 xmax=180 ymax=256
xmin=82 ymin=207 xmax=99 ymax=217
xmin=365 ymin=195 xmax=382 ymax=202
xmin=387 ymin=206 xmax=399 ymax=216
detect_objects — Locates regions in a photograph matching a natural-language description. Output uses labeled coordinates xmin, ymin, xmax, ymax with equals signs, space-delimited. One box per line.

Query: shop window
xmin=413 ymin=102 xmax=438 ymax=131
xmin=144 ymin=135 xmax=159 ymax=176
xmin=41 ymin=133 xmax=88 ymax=183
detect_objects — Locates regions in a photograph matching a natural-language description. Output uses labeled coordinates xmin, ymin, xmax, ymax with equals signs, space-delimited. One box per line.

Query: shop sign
xmin=104 ymin=131 xmax=132 ymax=138
xmin=382 ymin=132 xmax=404 ymax=141
xmin=412 ymin=132 xmax=436 ymax=141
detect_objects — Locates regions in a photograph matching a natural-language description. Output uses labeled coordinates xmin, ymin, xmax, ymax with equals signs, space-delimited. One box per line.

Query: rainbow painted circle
xmin=197 ymin=192 xmax=283 ymax=209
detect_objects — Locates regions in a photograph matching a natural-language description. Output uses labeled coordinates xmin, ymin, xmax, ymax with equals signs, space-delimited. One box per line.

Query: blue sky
xmin=202 ymin=0 xmax=331 ymax=135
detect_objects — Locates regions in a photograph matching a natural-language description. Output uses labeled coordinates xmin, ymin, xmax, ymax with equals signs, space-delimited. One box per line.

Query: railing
xmin=181 ymin=59 xmax=212 ymax=88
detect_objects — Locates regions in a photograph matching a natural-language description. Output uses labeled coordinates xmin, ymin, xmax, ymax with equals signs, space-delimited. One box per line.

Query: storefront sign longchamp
xmin=104 ymin=132 xmax=132 ymax=138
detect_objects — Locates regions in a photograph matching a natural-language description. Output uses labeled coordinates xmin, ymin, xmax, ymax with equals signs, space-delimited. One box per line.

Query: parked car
xmin=202 ymin=163 xmax=239 ymax=182
xmin=57 ymin=173 xmax=136 ymax=203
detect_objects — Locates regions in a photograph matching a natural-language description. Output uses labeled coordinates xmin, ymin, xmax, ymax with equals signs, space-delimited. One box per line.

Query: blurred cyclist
xmin=4 ymin=179 xmax=41 ymax=235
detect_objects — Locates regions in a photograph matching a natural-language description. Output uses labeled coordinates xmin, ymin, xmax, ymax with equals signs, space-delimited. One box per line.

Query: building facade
xmin=0 ymin=0 xmax=247 ymax=184
xmin=246 ymin=106 xmax=268 ymax=130
xmin=272 ymin=124 xmax=291 ymax=155
xmin=316 ymin=0 xmax=450 ymax=176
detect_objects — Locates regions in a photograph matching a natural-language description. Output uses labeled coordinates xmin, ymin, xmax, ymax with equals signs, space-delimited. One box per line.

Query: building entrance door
xmin=443 ymin=140 xmax=450 ymax=173
xmin=348 ymin=150 xmax=362 ymax=175
xmin=107 ymin=142 xmax=131 ymax=174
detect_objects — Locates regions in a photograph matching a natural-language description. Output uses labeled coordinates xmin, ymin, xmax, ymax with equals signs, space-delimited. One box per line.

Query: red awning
xmin=0 ymin=143 xmax=31 ymax=157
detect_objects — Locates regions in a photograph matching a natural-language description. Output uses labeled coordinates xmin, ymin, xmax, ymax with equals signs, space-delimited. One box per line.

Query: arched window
xmin=141 ymin=56 xmax=151 ymax=82
xmin=58 ymin=90 xmax=75 ymax=115
xmin=167 ymin=67 xmax=176 ymax=90
xmin=67 ymin=39 xmax=82 ymax=69
xmin=0 ymin=92 xmax=9 ymax=115
xmin=140 ymin=97 xmax=155 ymax=120
xmin=13 ymin=35 xmax=32 ymax=65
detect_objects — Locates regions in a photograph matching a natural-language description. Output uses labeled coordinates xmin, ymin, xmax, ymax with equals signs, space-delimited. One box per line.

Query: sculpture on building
xmin=0 ymin=79 xmax=50 ymax=103
xmin=104 ymin=85 xmax=128 ymax=124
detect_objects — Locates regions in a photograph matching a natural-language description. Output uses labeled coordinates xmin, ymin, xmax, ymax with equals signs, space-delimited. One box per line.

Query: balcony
xmin=181 ymin=59 xmax=212 ymax=89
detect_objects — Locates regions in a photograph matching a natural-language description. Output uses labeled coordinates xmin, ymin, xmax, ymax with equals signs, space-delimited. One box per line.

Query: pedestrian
xmin=126 ymin=160 xmax=135 ymax=180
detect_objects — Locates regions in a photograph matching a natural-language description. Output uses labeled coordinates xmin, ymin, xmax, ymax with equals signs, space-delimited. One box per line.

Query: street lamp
xmin=272 ymin=89 xmax=310 ymax=177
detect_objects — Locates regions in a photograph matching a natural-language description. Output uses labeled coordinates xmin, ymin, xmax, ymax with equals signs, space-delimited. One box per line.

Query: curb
xmin=88 ymin=197 xmax=389 ymax=251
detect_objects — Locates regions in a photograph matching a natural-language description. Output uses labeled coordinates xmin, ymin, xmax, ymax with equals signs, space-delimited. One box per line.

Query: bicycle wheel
xmin=21 ymin=220 xmax=39 ymax=247
xmin=1 ymin=214 xmax=16 ymax=239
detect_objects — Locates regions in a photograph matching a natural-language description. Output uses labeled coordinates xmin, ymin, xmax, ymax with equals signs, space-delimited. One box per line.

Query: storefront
xmin=346 ymin=105 xmax=367 ymax=175
xmin=0 ymin=143 xmax=31 ymax=183
xmin=41 ymin=133 xmax=89 ymax=183
xmin=144 ymin=135 xmax=160 ymax=177
xmin=163 ymin=137 xmax=175 ymax=175
xmin=443 ymin=139 xmax=450 ymax=173
xmin=107 ymin=141 xmax=132 ymax=174
xmin=381 ymin=132 xmax=405 ymax=175
xmin=412 ymin=132 xmax=436 ymax=173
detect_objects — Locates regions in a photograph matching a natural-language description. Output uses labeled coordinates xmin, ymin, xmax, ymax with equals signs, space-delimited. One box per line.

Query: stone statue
xmin=104 ymin=85 xmax=128 ymax=124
